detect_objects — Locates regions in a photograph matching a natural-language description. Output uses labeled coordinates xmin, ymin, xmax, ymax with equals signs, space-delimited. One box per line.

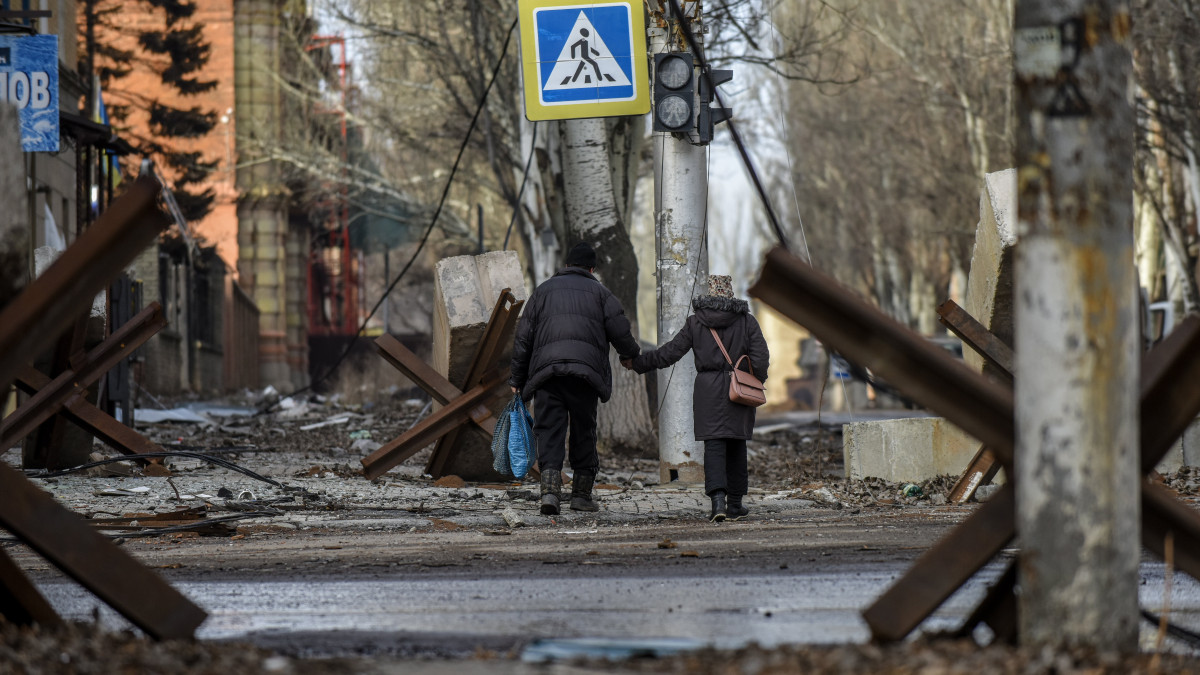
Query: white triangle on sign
xmin=543 ymin=11 xmax=631 ymax=90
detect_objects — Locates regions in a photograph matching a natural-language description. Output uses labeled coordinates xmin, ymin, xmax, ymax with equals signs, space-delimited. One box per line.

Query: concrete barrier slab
xmin=844 ymin=417 xmax=978 ymax=483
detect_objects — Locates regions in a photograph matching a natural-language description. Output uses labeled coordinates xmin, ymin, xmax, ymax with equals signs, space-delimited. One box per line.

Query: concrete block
xmin=431 ymin=251 xmax=529 ymax=480
xmin=433 ymin=251 xmax=529 ymax=387
xmin=844 ymin=417 xmax=977 ymax=483
xmin=964 ymin=169 xmax=1017 ymax=378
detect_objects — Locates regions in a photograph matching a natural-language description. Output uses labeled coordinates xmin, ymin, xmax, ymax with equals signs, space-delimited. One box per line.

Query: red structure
xmin=305 ymin=35 xmax=363 ymax=338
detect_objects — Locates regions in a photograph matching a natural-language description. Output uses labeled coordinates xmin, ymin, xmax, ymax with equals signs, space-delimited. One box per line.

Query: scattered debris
xmin=658 ymin=538 xmax=677 ymax=549
xmin=298 ymin=416 xmax=353 ymax=432
xmin=434 ymin=475 xmax=467 ymax=488
xmin=501 ymin=508 xmax=525 ymax=528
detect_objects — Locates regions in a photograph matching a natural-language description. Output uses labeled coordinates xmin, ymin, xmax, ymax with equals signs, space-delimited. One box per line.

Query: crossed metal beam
xmin=361 ymin=289 xmax=524 ymax=481
xmin=1 ymin=303 xmax=167 ymax=460
xmin=0 ymin=175 xmax=206 ymax=639
xmin=749 ymin=246 xmax=1200 ymax=644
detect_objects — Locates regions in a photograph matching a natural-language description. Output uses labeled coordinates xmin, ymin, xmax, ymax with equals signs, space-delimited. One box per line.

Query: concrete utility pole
xmin=650 ymin=2 xmax=707 ymax=484
xmin=1013 ymin=1 xmax=1139 ymax=651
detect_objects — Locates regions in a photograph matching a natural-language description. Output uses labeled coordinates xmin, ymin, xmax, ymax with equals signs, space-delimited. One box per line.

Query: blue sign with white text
xmin=0 ymin=35 xmax=59 ymax=152
xmin=533 ymin=4 xmax=635 ymax=105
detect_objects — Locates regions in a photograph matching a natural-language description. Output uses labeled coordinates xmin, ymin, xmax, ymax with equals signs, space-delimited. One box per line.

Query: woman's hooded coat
xmin=633 ymin=295 xmax=770 ymax=440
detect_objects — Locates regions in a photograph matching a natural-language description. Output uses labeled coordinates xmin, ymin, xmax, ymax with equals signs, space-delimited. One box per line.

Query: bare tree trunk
xmin=560 ymin=118 xmax=655 ymax=456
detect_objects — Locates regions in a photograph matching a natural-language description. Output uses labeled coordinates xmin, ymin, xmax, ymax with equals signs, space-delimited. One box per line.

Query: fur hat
xmin=565 ymin=241 xmax=597 ymax=269
xmin=708 ymin=274 xmax=734 ymax=298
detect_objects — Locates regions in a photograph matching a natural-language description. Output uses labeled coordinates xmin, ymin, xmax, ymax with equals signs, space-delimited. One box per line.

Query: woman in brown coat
xmin=628 ymin=275 xmax=770 ymax=522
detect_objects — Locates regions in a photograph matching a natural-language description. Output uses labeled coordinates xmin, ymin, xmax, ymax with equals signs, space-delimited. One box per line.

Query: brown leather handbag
xmin=709 ymin=327 xmax=766 ymax=407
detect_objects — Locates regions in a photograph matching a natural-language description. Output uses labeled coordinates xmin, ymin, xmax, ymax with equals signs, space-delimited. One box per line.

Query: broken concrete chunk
xmin=501 ymin=508 xmax=525 ymax=528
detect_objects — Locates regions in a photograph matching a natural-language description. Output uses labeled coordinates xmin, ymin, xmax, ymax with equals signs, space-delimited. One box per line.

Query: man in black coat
xmin=510 ymin=242 xmax=641 ymax=515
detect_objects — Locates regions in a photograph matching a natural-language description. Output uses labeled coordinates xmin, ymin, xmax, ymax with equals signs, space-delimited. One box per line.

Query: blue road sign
xmin=519 ymin=0 xmax=648 ymax=121
xmin=0 ymin=34 xmax=59 ymax=152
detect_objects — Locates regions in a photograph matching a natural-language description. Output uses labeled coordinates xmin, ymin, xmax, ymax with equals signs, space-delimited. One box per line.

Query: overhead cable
xmin=261 ymin=16 xmax=521 ymax=410
xmin=665 ymin=0 xmax=790 ymax=252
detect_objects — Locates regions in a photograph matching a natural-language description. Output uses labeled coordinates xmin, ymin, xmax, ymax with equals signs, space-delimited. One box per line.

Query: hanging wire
xmin=665 ymin=0 xmax=789 ymax=252
xmin=764 ymin=2 xmax=812 ymax=264
xmin=26 ymin=451 xmax=285 ymax=487
xmin=260 ymin=17 xmax=521 ymax=411
xmin=504 ymin=121 xmax=539 ymax=249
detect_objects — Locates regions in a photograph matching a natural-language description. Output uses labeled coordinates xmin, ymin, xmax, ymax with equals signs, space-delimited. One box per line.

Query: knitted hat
xmin=708 ymin=275 xmax=734 ymax=298
xmin=565 ymin=241 xmax=597 ymax=268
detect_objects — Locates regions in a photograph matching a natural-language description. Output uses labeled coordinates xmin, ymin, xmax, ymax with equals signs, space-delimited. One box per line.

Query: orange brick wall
xmin=98 ymin=0 xmax=239 ymax=271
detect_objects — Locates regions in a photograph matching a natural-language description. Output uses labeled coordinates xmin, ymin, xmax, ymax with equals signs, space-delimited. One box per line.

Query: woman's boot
xmin=570 ymin=469 xmax=599 ymax=512
xmin=709 ymin=491 xmax=727 ymax=522
xmin=726 ymin=494 xmax=749 ymax=521
xmin=540 ymin=470 xmax=562 ymax=515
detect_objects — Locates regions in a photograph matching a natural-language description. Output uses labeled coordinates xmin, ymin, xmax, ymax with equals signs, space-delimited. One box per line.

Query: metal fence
xmin=223 ymin=276 xmax=260 ymax=391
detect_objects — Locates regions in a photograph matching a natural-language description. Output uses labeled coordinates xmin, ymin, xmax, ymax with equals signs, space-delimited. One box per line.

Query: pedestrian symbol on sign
xmin=543 ymin=12 xmax=631 ymax=92
xmin=564 ymin=29 xmax=612 ymax=84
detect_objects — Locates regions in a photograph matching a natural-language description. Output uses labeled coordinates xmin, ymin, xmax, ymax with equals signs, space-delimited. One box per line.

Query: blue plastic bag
xmin=490 ymin=398 xmax=516 ymax=476
xmin=507 ymin=397 xmax=535 ymax=479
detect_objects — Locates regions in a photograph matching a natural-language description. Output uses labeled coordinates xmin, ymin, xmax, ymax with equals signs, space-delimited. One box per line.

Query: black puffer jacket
xmin=510 ymin=267 xmax=641 ymax=402
xmin=633 ymin=296 xmax=769 ymax=440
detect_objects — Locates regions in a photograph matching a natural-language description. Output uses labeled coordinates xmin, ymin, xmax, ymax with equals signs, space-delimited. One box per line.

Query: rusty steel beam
xmin=0 ymin=303 xmax=166 ymax=450
xmin=936 ymin=300 xmax=1014 ymax=383
xmin=362 ymin=371 xmax=507 ymax=481
xmin=0 ymin=174 xmax=167 ymax=392
xmin=1142 ymin=481 xmax=1200 ymax=584
xmin=955 ymin=560 xmax=1018 ymax=645
xmin=460 ymin=290 xmax=523 ymax=389
xmin=0 ymin=546 xmax=61 ymax=627
xmin=15 ymin=366 xmax=163 ymax=461
xmin=947 ymin=445 xmax=1002 ymax=505
xmin=374 ymin=334 xmax=497 ymax=434
xmin=749 ymin=247 xmax=1015 ymax=463
xmin=376 ymin=334 xmax=462 ymax=406
xmin=863 ymin=319 xmax=1200 ymax=642
xmin=426 ymin=291 xmax=522 ymax=478
xmin=0 ymin=463 xmax=206 ymax=639
xmin=862 ymin=485 xmax=1016 ymax=641
xmin=1139 ymin=316 xmax=1200 ymax=474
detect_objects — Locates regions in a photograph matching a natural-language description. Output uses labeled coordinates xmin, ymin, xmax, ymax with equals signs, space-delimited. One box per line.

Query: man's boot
xmin=726 ymin=494 xmax=749 ymax=521
xmin=540 ymin=470 xmax=562 ymax=515
xmin=570 ymin=469 xmax=599 ymax=512
xmin=709 ymin=491 xmax=727 ymax=523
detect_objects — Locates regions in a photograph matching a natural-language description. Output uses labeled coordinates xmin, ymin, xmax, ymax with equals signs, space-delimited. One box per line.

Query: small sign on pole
xmin=0 ymin=34 xmax=59 ymax=152
xmin=518 ymin=0 xmax=649 ymax=121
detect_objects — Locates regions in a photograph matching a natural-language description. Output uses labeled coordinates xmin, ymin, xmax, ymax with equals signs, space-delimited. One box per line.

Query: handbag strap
xmin=709 ymin=327 xmax=734 ymax=366
xmin=710 ymin=327 xmax=756 ymax=377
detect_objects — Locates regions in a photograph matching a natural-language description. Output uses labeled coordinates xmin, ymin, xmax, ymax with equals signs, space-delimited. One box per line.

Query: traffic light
xmin=699 ymin=66 xmax=733 ymax=144
xmin=653 ymin=53 xmax=694 ymax=133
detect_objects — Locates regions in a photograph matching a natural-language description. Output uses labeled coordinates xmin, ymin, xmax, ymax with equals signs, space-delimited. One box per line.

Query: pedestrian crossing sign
xmin=518 ymin=0 xmax=650 ymax=121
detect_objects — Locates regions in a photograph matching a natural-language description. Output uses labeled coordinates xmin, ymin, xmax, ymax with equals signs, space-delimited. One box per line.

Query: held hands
xmin=620 ymin=358 xmax=633 ymax=371
xmin=511 ymin=385 xmax=520 ymax=394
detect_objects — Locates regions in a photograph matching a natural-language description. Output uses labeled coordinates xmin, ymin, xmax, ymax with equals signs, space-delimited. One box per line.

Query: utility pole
xmin=1013 ymin=0 xmax=1138 ymax=651
xmin=650 ymin=1 xmax=706 ymax=484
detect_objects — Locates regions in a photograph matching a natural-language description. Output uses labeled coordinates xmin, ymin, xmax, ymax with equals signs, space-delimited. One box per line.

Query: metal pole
xmin=382 ymin=247 xmax=389 ymax=335
xmin=650 ymin=2 xmax=707 ymax=485
xmin=1013 ymin=0 xmax=1138 ymax=651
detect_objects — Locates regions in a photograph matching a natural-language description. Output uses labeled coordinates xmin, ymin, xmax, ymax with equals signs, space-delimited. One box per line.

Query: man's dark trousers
xmin=533 ymin=376 xmax=599 ymax=473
